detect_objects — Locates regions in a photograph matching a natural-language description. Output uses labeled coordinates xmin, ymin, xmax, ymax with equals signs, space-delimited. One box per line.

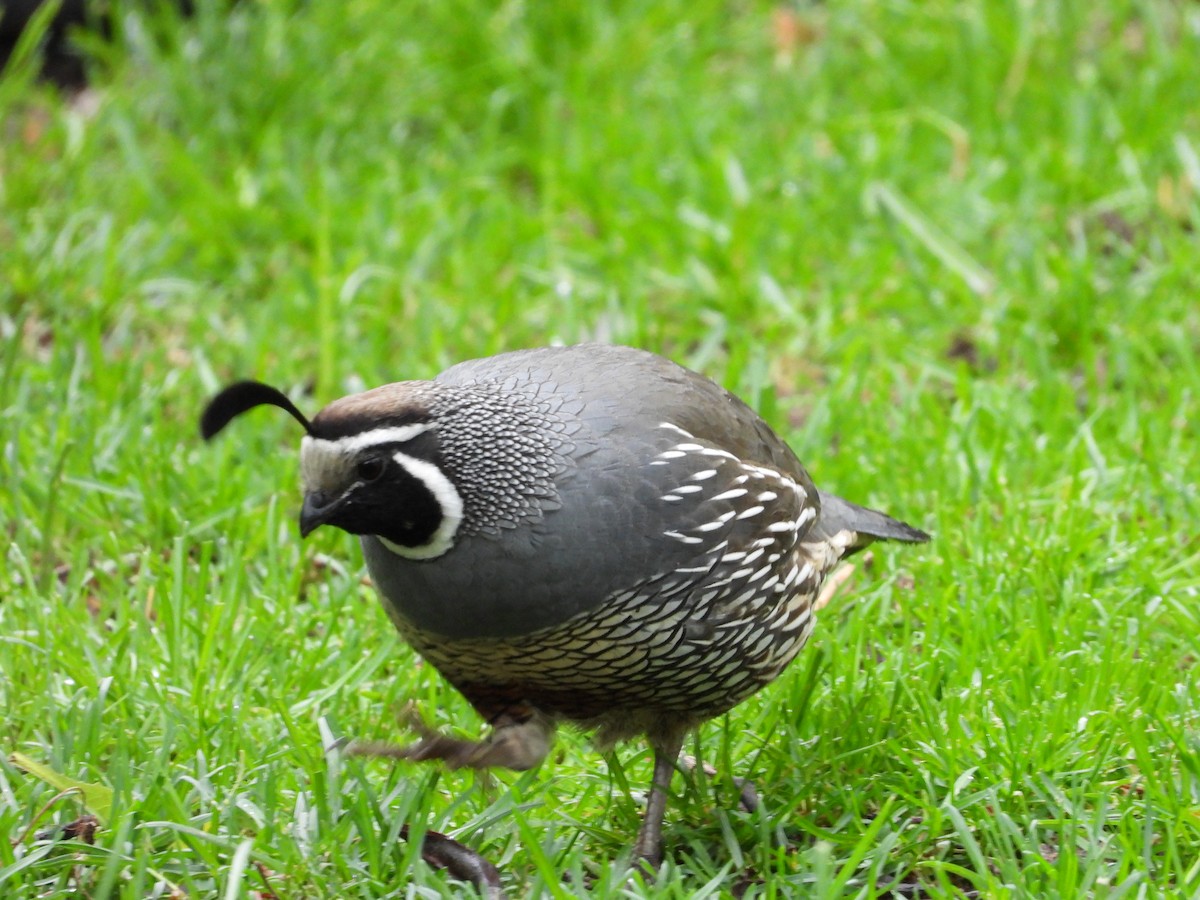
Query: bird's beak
xmin=299 ymin=491 xmax=339 ymax=538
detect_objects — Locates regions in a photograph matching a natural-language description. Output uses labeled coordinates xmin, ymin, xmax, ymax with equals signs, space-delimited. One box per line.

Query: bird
xmin=200 ymin=343 xmax=928 ymax=868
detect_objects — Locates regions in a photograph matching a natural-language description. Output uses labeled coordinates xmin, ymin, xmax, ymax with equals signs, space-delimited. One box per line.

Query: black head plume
xmin=200 ymin=381 xmax=315 ymax=440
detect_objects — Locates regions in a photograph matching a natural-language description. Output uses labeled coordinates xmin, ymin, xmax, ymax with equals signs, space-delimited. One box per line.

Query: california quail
xmin=201 ymin=343 xmax=928 ymax=866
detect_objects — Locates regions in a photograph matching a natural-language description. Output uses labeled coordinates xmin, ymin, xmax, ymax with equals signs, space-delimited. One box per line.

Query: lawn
xmin=2 ymin=0 xmax=1198 ymax=896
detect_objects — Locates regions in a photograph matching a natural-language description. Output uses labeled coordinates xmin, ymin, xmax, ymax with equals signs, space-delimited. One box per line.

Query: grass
xmin=1 ymin=0 xmax=1198 ymax=895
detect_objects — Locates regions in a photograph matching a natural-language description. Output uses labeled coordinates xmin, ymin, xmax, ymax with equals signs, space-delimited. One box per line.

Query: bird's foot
xmin=348 ymin=706 xmax=553 ymax=772
xmin=627 ymin=749 xmax=761 ymax=878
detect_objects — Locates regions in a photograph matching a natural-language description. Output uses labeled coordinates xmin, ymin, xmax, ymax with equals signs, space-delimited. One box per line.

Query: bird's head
xmin=201 ymin=381 xmax=463 ymax=560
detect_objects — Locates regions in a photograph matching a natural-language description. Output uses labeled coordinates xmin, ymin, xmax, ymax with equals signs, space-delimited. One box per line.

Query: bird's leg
xmin=347 ymin=709 xmax=538 ymax=898
xmin=349 ymin=708 xmax=554 ymax=772
xmin=631 ymin=731 xmax=686 ymax=870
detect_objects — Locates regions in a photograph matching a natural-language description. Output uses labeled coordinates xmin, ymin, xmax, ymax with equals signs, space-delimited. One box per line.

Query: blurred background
xmin=2 ymin=1 xmax=1197 ymax=896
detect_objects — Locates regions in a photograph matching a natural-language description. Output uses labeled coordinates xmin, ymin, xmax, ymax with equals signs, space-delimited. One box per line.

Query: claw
xmin=347 ymin=708 xmax=555 ymax=772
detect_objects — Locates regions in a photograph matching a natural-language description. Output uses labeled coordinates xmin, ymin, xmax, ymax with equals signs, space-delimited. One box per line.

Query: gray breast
xmin=363 ymin=344 xmax=817 ymax=641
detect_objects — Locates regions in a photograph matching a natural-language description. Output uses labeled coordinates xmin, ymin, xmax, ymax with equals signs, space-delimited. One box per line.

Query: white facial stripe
xmin=301 ymin=425 xmax=435 ymax=493
xmin=377 ymin=449 xmax=463 ymax=560
xmin=313 ymin=423 xmax=433 ymax=455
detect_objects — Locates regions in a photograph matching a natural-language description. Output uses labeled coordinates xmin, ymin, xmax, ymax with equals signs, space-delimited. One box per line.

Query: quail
xmin=201 ymin=343 xmax=928 ymax=867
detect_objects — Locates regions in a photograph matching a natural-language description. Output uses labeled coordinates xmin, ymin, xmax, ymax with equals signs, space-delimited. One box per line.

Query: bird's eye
xmin=356 ymin=458 xmax=387 ymax=482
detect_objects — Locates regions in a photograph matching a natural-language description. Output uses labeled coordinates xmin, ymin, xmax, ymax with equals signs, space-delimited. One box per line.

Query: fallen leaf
xmin=9 ymin=753 xmax=113 ymax=825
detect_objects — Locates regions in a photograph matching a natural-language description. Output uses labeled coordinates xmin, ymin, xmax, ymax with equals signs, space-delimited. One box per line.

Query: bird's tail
xmin=815 ymin=490 xmax=930 ymax=552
